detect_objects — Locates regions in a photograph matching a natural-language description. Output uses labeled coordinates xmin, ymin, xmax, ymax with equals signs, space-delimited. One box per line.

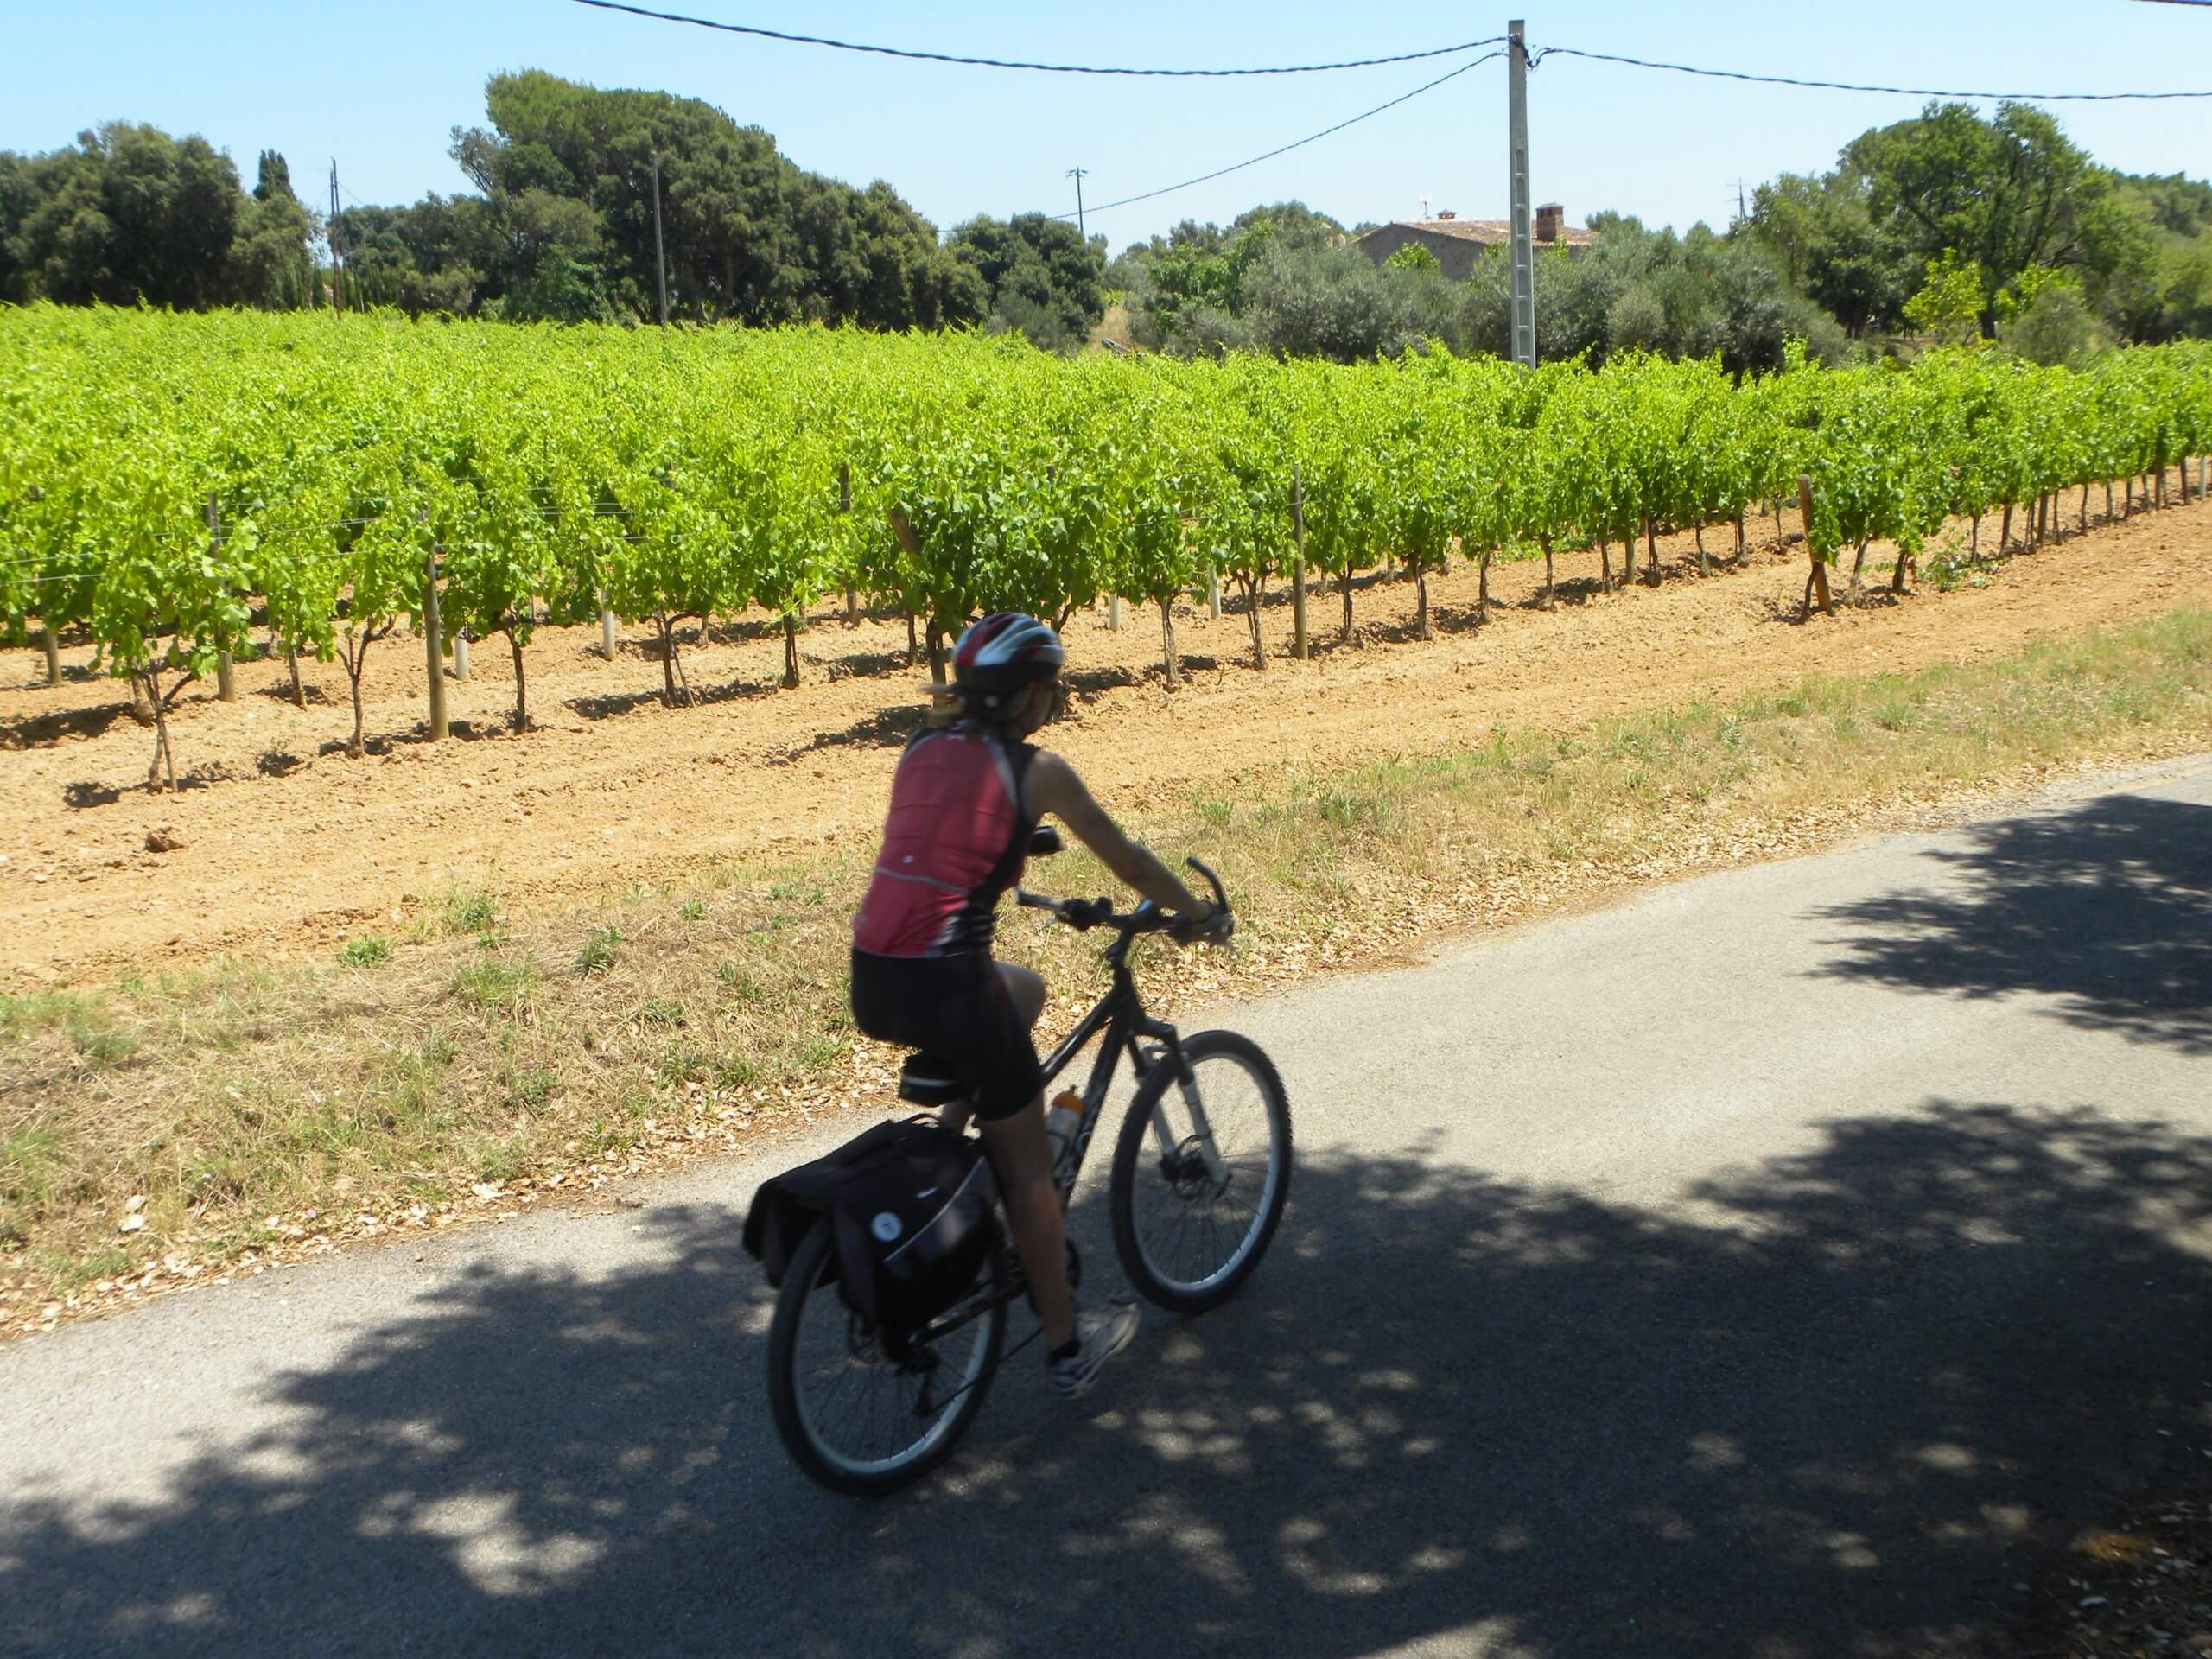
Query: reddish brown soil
xmin=5 ymin=501 xmax=2210 ymax=988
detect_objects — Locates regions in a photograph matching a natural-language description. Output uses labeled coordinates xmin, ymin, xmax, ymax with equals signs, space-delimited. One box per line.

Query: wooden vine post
xmin=208 ymin=494 xmax=237 ymax=702
xmin=1797 ymin=474 xmax=1834 ymax=620
xmin=423 ymin=539 xmax=448 ymax=741
xmin=839 ymin=463 xmax=857 ymax=624
xmin=1289 ymin=462 xmax=1309 ymax=661
xmin=887 ymin=506 xmax=942 ymax=683
xmin=38 ymin=621 xmax=60 ymax=687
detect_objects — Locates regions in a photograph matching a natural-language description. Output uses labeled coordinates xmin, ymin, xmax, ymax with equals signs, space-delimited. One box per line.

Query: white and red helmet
xmin=952 ymin=612 xmax=1065 ymax=702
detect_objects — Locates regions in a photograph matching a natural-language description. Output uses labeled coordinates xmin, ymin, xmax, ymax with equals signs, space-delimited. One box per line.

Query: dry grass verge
xmin=3 ymin=607 xmax=2209 ymax=1334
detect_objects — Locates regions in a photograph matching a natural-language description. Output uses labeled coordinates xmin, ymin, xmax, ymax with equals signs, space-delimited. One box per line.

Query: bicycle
xmin=765 ymin=844 xmax=1294 ymax=1497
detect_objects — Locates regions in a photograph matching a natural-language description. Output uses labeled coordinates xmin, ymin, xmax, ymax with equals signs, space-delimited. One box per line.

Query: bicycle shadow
xmin=6 ymin=1097 xmax=2209 ymax=1657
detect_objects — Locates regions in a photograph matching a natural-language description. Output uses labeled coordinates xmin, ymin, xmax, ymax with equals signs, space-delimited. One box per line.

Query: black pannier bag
xmin=745 ymin=1117 xmax=998 ymax=1359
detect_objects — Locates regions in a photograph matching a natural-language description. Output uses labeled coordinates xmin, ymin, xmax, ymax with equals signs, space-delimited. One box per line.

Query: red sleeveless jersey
xmin=852 ymin=726 xmax=1037 ymax=958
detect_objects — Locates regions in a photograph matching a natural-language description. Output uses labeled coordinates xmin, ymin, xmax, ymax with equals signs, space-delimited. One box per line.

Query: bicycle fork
xmin=1137 ymin=1024 xmax=1230 ymax=1189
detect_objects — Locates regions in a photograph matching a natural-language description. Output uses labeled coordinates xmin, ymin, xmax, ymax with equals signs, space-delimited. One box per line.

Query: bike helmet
xmin=951 ymin=612 xmax=1065 ymax=707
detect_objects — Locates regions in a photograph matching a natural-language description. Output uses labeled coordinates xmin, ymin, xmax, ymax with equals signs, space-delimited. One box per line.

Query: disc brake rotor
xmin=1165 ymin=1134 xmax=1229 ymax=1201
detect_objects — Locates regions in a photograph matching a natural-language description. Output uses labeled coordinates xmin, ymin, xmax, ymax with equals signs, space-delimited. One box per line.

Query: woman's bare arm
xmin=1025 ymin=751 xmax=1210 ymax=918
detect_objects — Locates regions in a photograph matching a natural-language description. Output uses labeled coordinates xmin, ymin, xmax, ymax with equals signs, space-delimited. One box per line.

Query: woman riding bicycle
xmin=849 ymin=611 xmax=1219 ymax=1398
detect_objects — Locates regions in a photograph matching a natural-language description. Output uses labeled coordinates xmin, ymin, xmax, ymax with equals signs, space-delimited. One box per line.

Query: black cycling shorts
xmin=849 ymin=948 xmax=1044 ymax=1123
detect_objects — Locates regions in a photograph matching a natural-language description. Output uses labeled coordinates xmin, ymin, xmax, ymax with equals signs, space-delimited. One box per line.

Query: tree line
xmin=0 ymin=72 xmax=1103 ymax=338
xmin=0 ymin=131 xmax=317 ymax=310
xmin=3 ymin=83 xmax=2206 ymax=366
xmin=1110 ymin=104 xmax=2210 ymax=370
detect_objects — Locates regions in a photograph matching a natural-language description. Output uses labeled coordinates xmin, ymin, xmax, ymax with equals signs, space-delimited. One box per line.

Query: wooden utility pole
xmin=1067 ymin=167 xmax=1089 ymax=243
xmin=1289 ymin=462 xmax=1310 ymax=660
xmin=1797 ymin=474 xmax=1834 ymax=620
xmin=651 ymin=154 xmax=670 ymax=325
xmin=209 ymin=493 xmax=237 ymax=702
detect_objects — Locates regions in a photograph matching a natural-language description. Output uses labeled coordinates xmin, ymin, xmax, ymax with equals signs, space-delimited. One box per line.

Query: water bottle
xmin=1044 ymin=1090 xmax=1085 ymax=1176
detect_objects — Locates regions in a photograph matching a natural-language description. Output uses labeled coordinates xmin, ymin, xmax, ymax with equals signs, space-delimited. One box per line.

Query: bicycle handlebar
xmin=1015 ymin=857 xmax=1234 ymax=944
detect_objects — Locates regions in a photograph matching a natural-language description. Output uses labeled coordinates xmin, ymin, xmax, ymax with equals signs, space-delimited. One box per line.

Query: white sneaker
xmin=1049 ymin=1301 xmax=1139 ymax=1399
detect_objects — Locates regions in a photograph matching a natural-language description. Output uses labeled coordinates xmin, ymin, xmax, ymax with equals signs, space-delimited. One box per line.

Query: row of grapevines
xmin=2 ymin=305 xmax=2206 ymax=785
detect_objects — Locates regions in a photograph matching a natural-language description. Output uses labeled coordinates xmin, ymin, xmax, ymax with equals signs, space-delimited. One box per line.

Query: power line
xmin=1052 ymin=49 xmax=1506 ymax=221
xmin=569 ymin=0 xmax=1501 ymax=77
xmin=1529 ymin=44 xmax=2212 ymax=102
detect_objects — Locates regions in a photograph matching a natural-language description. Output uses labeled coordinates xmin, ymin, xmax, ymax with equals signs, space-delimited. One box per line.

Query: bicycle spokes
xmin=1125 ymin=1043 xmax=1285 ymax=1299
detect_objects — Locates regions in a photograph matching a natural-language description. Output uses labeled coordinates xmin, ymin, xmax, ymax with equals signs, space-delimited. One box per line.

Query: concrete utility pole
xmin=1068 ymin=167 xmax=1089 ymax=243
xmin=327 ymin=160 xmax=346 ymax=315
xmin=651 ymin=154 xmax=670 ymax=324
xmin=1506 ymin=20 xmax=1536 ymax=368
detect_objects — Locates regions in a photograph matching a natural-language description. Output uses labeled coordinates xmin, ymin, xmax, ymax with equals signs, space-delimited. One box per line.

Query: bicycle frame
xmin=912 ymin=927 xmax=1226 ymax=1357
xmin=1043 ymin=957 xmax=1166 ymax=1187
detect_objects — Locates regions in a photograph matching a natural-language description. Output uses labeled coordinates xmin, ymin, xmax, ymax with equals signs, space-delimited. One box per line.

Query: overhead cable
xmin=1053 ymin=50 xmax=1505 ymax=220
xmin=568 ymin=0 xmax=1499 ymax=76
xmin=1530 ymin=44 xmax=2212 ymax=102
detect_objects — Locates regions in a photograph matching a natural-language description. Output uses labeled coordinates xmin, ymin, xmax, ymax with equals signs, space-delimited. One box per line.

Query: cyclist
xmin=850 ymin=611 xmax=1220 ymax=1398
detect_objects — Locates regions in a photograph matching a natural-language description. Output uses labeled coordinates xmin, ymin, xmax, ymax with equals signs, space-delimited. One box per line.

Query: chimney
xmin=1535 ymin=202 xmax=1564 ymax=243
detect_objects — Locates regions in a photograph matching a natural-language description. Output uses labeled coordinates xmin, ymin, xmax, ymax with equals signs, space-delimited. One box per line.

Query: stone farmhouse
xmin=1352 ymin=204 xmax=1596 ymax=281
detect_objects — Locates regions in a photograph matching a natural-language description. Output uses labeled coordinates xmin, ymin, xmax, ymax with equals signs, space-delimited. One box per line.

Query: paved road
xmin=6 ymin=757 xmax=2211 ymax=1659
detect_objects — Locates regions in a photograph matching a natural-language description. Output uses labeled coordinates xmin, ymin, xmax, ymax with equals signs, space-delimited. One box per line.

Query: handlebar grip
xmin=1186 ymin=856 xmax=1230 ymax=913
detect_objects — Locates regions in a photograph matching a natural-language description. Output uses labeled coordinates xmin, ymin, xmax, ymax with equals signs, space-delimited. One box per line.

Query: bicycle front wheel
xmin=1109 ymin=1029 xmax=1292 ymax=1316
xmin=766 ymin=1218 xmax=1007 ymax=1497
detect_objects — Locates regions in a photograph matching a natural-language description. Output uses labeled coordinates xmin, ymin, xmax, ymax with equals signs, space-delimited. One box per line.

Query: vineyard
xmin=3 ymin=305 xmax=2210 ymax=790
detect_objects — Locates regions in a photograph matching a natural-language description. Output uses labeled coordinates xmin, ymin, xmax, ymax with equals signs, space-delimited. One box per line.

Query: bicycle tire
xmin=766 ymin=1217 xmax=1007 ymax=1497
xmin=1109 ymin=1029 xmax=1293 ymax=1316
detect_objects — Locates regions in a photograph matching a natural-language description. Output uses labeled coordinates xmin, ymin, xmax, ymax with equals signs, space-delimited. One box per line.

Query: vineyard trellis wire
xmin=1 ymin=305 xmax=2208 ymax=787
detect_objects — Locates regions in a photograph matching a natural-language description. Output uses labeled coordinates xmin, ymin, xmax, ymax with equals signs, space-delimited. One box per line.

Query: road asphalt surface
xmin=5 ymin=755 xmax=2211 ymax=1658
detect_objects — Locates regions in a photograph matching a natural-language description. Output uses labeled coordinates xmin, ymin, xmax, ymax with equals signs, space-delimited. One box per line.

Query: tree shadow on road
xmin=6 ymin=1100 xmax=2211 ymax=1657
xmin=1811 ymin=791 xmax=2212 ymax=1056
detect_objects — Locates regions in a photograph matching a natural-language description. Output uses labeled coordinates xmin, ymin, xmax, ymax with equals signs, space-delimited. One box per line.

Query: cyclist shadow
xmin=6 ymin=1098 xmax=2211 ymax=1657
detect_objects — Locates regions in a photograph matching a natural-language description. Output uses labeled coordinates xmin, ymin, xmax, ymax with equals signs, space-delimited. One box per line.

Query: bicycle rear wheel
xmin=766 ymin=1218 xmax=1007 ymax=1497
xmin=1109 ymin=1029 xmax=1292 ymax=1316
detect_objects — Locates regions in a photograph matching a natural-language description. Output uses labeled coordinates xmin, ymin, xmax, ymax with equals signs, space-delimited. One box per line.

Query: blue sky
xmin=4 ymin=1 xmax=2209 ymax=247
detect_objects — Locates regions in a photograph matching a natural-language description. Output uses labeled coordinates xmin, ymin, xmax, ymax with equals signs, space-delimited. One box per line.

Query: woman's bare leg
xmin=997 ymin=962 xmax=1046 ymax=1029
xmin=977 ymin=1102 xmax=1071 ymax=1347
xmin=947 ymin=959 xmax=1069 ymax=1344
